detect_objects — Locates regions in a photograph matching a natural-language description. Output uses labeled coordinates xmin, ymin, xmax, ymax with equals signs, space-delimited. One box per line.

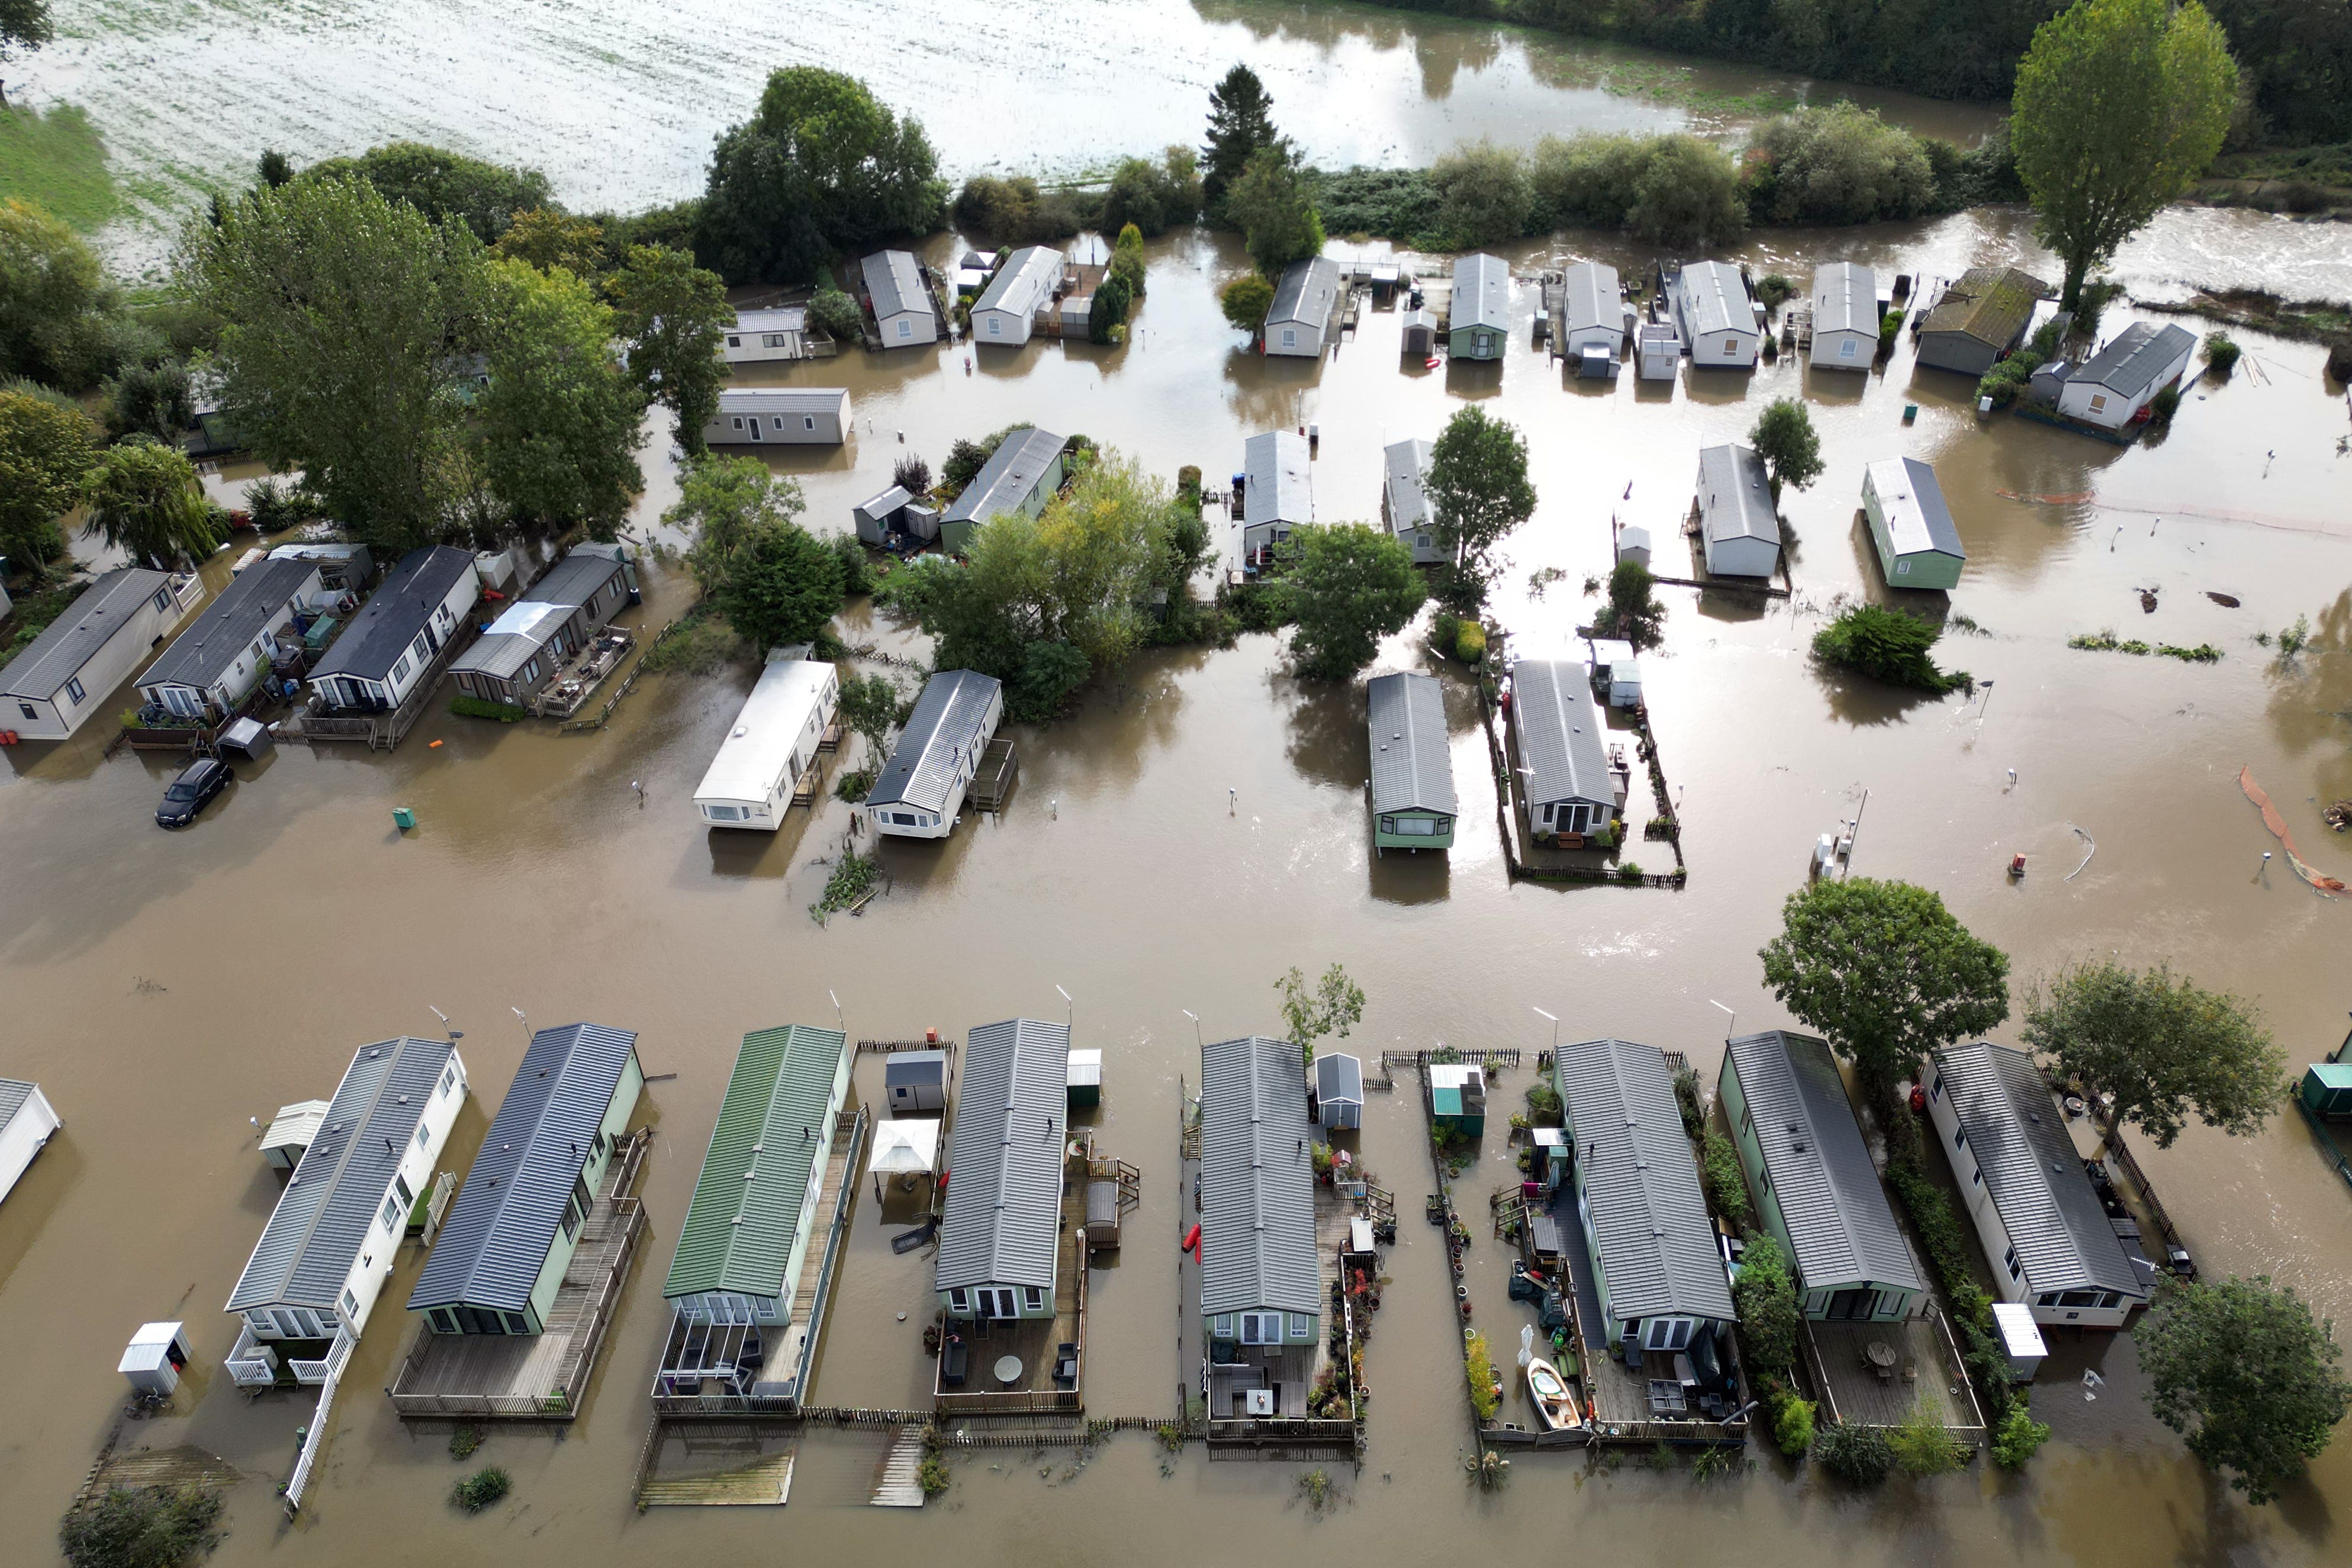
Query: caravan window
xmin=1840 ymin=338 xmax=1858 ymax=358
xmin=726 ymin=336 xmax=741 ymax=348
xmin=1240 ymin=1312 xmax=1280 ymax=1345
xmin=706 ymin=804 xmax=747 ymax=822
xmin=65 ymin=677 xmax=86 ymax=705
xmin=762 ymin=333 xmax=788 ymax=348
xmin=896 ymin=320 xmax=911 ymax=339
xmin=390 ymin=655 xmax=411 ymax=684
xmin=803 ymin=416 xmax=816 ymax=431
xmin=987 ymin=317 xmax=1002 ymax=336
xmin=440 ymin=1064 xmax=458 ymax=1098
xmin=1023 ymin=1286 xmax=1044 ymax=1312
xmin=153 ymin=588 xmax=172 ymax=613
xmin=411 ymin=632 xmax=430 ymax=662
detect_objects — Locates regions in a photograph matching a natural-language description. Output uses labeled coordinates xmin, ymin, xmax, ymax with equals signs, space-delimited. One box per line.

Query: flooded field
xmin=4 ymin=204 xmax=2351 ymax=1564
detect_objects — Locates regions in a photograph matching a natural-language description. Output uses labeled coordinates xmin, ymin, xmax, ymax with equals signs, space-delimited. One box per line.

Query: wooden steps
xmin=637 ymin=1450 xmax=795 ymax=1506
xmin=870 ymin=1425 xmax=926 ymax=1506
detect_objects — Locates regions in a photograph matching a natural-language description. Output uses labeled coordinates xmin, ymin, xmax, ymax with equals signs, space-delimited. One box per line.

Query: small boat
xmin=1527 ymin=1356 xmax=1581 ymax=1432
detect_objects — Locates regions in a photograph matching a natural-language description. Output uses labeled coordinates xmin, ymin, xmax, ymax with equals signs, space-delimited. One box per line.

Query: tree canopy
xmin=1202 ymin=65 xmax=1279 ymax=210
xmin=1099 ymin=148 xmax=1202 ymax=237
xmin=601 ymin=243 xmax=731 ymax=455
xmin=1220 ymin=275 xmax=1275 ymax=338
xmin=300 ymin=141 xmax=552 ymax=244
xmin=1278 ymin=523 xmax=1426 ymax=680
xmin=1276 ymin=962 xmax=1365 ymax=1068
xmin=474 ymin=258 xmax=645 ymax=540
xmin=1429 ymin=140 xmax=1531 ymax=249
xmin=0 ymin=388 xmax=96 ymax=575
xmin=669 ymin=453 xmax=807 ymax=601
xmin=696 ymin=67 xmax=947 ymax=285
xmin=1 ymin=197 xmax=120 ymax=389
xmin=713 ymin=520 xmax=844 ymax=652
xmin=1424 ymin=405 xmax=1536 ymax=605
xmin=2139 ymin=1276 xmax=2351 ymax=1504
xmin=2 ymin=0 xmax=54 ymax=62
xmin=1758 ymin=877 xmax=2011 ymax=1101
xmin=1592 ymin=558 xmax=1665 ymax=649
xmin=2012 ymin=0 xmax=2239 ymax=307
xmin=2020 ymin=960 xmax=2285 ymax=1148
xmin=1749 ymin=398 xmax=1825 ymax=496
xmin=1225 ymin=143 xmax=1324 ymax=281
xmin=80 ymin=436 xmax=221 ymax=569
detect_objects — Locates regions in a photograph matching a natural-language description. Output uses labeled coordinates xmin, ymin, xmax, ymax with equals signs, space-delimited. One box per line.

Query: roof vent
xmin=733 ymin=726 xmax=748 ymax=738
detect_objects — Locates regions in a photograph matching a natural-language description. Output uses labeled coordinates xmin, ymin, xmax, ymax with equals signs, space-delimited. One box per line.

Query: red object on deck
xmin=1182 ymin=1223 xmax=1201 ymax=1254
xmin=482 ymin=588 xmax=507 ymax=602
xmin=925 ymin=1027 xmax=939 ymax=1044
xmin=1909 ymin=1085 xmax=1928 ymax=1113
xmin=937 ymin=1168 xmax=948 ymax=1190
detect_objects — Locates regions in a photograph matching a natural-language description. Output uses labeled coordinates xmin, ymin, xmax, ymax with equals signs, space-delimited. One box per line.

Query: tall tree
xmin=1278 ymin=523 xmax=1426 ymax=680
xmin=0 ymin=388 xmax=96 ymax=575
xmin=1275 ymin=962 xmax=1365 ymax=1068
xmin=1749 ymin=398 xmax=1825 ymax=497
xmin=493 ymin=208 xmax=609 ymax=277
xmin=836 ymin=670 xmax=906 ymax=765
xmin=1424 ymin=405 xmax=1536 ymax=606
xmin=1219 ymin=275 xmax=1275 ymax=339
xmin=0 ymin=0 xmax=52 ymax=109
xmin=79 ymin=436 xmax=222 ymax=569
xmin=1202 ymin=64 xmax=1279 ymax=210
xmin=2012 ymin=0 xmax=2238 ymax=308
xmin=2021 ymin=961 xmax=2285 ymax=1148
xmin=0 ymin=197 xmax=118 ymax=389
xmin=601 ymin=243 xmax=731 ymax=456
xmin=298 ymin=141 xmax=552 ymax=244
xmin=181 ymin=175 xmax=480 ymax=552
xmin=475 ymin=258 xmax=645 ymax=540
xmin=1758 ymin=877 xmax=2012 ymax=1107
xmin=1225 ymin=143 xmax=1324 ymax=280
xmin=696 ymin=67 xmax=947 ymax=284
xmin=2139 ymin=1276 xmax=2351 ymax=1505
xmin=667 ymin=453 xmax=807 ymax=602
xmin=713 ymin=521 xmax=845 ymax=651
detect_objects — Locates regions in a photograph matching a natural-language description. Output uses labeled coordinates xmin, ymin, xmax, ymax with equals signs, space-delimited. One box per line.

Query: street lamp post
xmin=1182 ymin=1009 xmax=1203 ymax=1050
xmin=1532 ymin=1006 xmax=1559 ymax=1055
xmin=1709 ymin=999 xmax=1736 ymax=1040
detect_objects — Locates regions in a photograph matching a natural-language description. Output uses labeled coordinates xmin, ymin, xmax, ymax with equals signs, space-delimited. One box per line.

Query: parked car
xmin=156 ymin=758 xmax=230 ymax=828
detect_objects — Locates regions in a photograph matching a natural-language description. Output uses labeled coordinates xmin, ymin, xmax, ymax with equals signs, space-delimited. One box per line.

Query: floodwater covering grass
xmin=0 ymin=104 xmax=118 ymax=231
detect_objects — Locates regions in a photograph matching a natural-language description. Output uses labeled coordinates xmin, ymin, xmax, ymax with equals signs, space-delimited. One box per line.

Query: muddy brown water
xmin=8 ymin=160 xmax=2352 ymax=1568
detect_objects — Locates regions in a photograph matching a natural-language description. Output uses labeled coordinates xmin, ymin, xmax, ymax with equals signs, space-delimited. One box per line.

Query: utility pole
xmin=1843 ymin=788 xmax=1870 ymax=878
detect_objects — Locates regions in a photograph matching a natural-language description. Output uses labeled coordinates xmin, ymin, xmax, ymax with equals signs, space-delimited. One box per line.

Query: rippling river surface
xmin=8 ymin=5 xmax=2352 ymax=1564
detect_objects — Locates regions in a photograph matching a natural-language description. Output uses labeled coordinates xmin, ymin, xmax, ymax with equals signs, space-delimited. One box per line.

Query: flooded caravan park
xmin=4 ymin=203 xmax=2352 ymax=1564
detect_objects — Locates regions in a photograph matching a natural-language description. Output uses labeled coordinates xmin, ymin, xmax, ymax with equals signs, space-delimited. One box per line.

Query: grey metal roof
xmin=732 ymin=306 xmax=806 ymax=334
xmin=1510 ymin=659 xmax=1613 ymax=808
xmin=1199 ymin=1036 xmax=1321 ymax=1318
xmin=868 ymin=669 xmax=1002 ymax=814
xmin=1677 ymin=262 xmax=1753 ymax=341
xmin=1812 ymin=262 xmax=1875 ymax=337
xmin=1367 ymin=671 xmax=1456 ymax=818
xmin=449 ymin=601 xmax=569 ymax=682
xmin=936 ymin=1019 xmax=1069 ymax=1293
xmin=1724 ymin=1032 xmax=1923 ymax=1296
xmin=1314 ymin=1052 xmax=1363 ymax=1106
xmin=1266 ymin=257 xmax=1341 ymax=332
xmin=884 ymin=1049 xmax=947 ymax=1086
xmin=1382 ymin=437 xmax=1431 ymax=536
xmin=227 ymin=1038 xmax=458 ymax=1313
xmin=861 ymin=249 xmax=926 ymax=320
xmin=855 ymin=484 xmax=913 ymax=523
xmin=715 ymin=388 xmax=850 ymax=420
xmin=944 ymin=426 xmax=1067 ymax=525
xmin=1452 ymin=253 xmax=1510 ymax=334
xmin=1697 ymin=444 xmax=1778 ymax=549
xmin=0 ymin=568 xmax=174 ymax=700
xmin=408 ymin=1024 xmax=638 ymax=1315
xmin=1553 ymin=1038 xmax=1736 ymax=1324
xmin=972 ymin=246 xmax=1059 ymax=318
xmin=311 ymin=546 xmax=475 ymax=683
xmin=1931 ymin=1042 xmax=2148 ymax=1300
xmin=1865 ymin=457 xmax=1965 ymax=561
xmin=1561 ymin=262 xmax=1620 ymax=336
xmin=1243 ymin=431 xmax=1311 ymax=529
xmin=140 ymin=558 xmax=314 ymax=693
xmin=523 ymin=550 xmax=624 ymax=613
xmin=0 ymin=1077 xmax=37 ymax=1129
xmin=2074 ymin=322 xmax=2196 ymax=398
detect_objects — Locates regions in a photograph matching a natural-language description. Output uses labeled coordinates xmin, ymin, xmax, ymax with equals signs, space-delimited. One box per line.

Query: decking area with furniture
xmin=1798 ymin=1311 xmax=1985 ymax=1435
xmin=935 ymin=1191 xmax=1087 ymax=1416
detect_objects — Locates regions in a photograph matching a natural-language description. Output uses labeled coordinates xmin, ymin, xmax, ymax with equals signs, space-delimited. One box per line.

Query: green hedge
xmin=451 ymin=694 xmax=526 ymax=722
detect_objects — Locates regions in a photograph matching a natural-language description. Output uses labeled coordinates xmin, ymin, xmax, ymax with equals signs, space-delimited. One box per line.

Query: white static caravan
xmin=1264 ymin=257 xmax=1342 ymax=358
xmin=1809 ymin=262 xmax=1879 ymax=370
xmin=1559 ymin=261 xmax=1624 ymax=373
xmin=862 ymin=250 xmax=939 ymax=347
xmin=1695 ymin=444 xmax=1781 ymax=579
xmin=0 ymin=1078 xmax=62 ymax=1206
xmin=867 ymin=669 xmax=1004 ymax=839
xmin=971 ymin=245 xmax=1061 ymax=346
xmin=1380 ymin=437 xmax=1446 ymax=565
xmin=720 ymin=305 xmax=809 ymax=365
xmin=1673 ymin=262 xmax=1760 ymax=368
xmin=704 ymin=388 xmax=851 ymax=447
xmin=693 ymin=653 xmax=839 ymax=831
xmin=0 ymin=568 xmax=202 ymax=741
xmin=138 ymin=556 xmax=321 ymax=722
xmin=2058 ymin=321 xmax=2197 ymax=429
xmin=1240 ymin=430 xmax=1312 ymax=559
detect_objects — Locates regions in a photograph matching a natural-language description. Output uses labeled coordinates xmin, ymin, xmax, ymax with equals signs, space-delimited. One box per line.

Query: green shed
xmin=2300 ymin=1062 xmax=2352 ymax=1117
xmin=1429 ymin=1063 xmax=1486 ymax=1136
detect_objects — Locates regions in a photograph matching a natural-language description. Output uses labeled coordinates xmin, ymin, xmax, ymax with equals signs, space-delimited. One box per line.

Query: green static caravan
xmin=408 ymin=1023 xmax=642 ymax=1337
xmin=1449 ymin=253 xmax=1511 ymax=361
xmin=1199 ymin=1036 xmax=1321 ymax=1398
xmin=1719 ymin=1031 xmax=1925 ymax=1324
xmin=939 ymin=426 xmax=1069 ymax=555
xmin=1860 ymin=457 xmax=1967 ymax=592
xmin=937 ymin=1018 xmax=1072 ymax=1322
xmin=1367 ymin=671 xmax=1457 ymax=851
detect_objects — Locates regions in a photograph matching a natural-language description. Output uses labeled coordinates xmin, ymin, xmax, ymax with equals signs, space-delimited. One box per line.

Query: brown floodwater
xmin=7 ymin=224 xmax=2352 ymax=1561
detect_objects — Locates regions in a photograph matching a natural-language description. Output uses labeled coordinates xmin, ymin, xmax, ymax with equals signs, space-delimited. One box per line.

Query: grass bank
xmin=0 ymin=104 xmax=119 ymax=231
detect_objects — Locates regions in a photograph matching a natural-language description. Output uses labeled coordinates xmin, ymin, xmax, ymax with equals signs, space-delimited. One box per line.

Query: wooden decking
xmin=297 ymin=616 xmax=483 ymax=751
xmin=935 ymin=1200 xmax=1086 ymax=1416
xmin=638 ymin=1448 xmax=796 ymax=1505
xmin=1799 ymin=1312 xmax=1985 ymax=1435
xmin=870 ymin=1425 xmax=927 ymax=1506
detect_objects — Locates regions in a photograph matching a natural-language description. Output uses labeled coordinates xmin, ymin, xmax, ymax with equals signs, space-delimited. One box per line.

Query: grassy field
xmin=0 ymin=103 xmax=119 ymax=230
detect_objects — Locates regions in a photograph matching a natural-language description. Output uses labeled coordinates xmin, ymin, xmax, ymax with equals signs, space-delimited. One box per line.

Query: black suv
xmin=156 ymin=758 xmax=230 ymax=828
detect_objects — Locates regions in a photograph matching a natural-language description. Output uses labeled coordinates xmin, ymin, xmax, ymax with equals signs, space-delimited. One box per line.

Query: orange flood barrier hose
xmin=2240 ymin=767 xmax=2348 ymax=898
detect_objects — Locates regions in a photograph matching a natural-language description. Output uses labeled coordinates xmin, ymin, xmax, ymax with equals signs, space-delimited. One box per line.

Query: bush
xmin=1098 ymin=147 xmax=1201 ymax=237
xmin=1888 ymin=1398 xmax=1967 ymax=1476
xmin=1731 ymin=1234 xmax=1799 ymax=1377
xmin=952 ymin=175 xmax=1084 ymax=245
xmin=1769 ymin=1390 xmax=1817 ymax=1457
xmin=1430 ymin=611 xmax=1460 ymax=651
xmin=2280 ymin=179 xmax=2330 ymax=214
xmin=452 ymin=1466 xmax=510 ymax=1512
xmin=807 ymin=286 xmax=861 ymax=341
xmin=1592 ymin=559 xmax=1665 ymax=649
xmin=451 ymin=694 xmax=526 ymax=722
xmin=639 ymin=614 xmax=745 ymax=675
xmin=1087 ymin=273 xmax=1131 ymax=343
xmin=1524 ymin=1081 xmax=1563 ymax=1126
xmin=891 ymin=453 xmax=932 ymax=495
xmin=834 ymin=764 xmax=875 ymax=803
xmin=2202 ymin=332 xmax=2240 ymax=375
xmin=809 ymin=846 xmax=880 ymax=923
xmin=1218 ymin=275 xmax=1275 ymax=337
xmin=241 ymin=474 xmax=327 ymax=533
xmin=1812 ymin=604 xmax=1967 ymax=694
xmin=1977 ymin=356 xmax=2034 ymax=407
xmin=1743 ymin=105 xmax=1936 ymax=226
xmin=1455 ymin=620 xmax=1487 ymax=663
xmin=1428 ymin=140 xmax=1530 ymax=248
xmin=1755 ymin=273 xmax=1795 ymax=310
xmin=831 ymin=532 xmax=876 ymax=596
xmin=60 ymin=1485 xmax=223 ymax=1568
xmin=1813 ymin=1421 xmax=1895 ymax=1487
xmin=1008 ymin=637 xmax=1092 ymax=721
xmin=449 ymin=1424 xmax=483 ymax=1459
xmin=1527 ymin=131 xmax=1745 ymax=247
xmin=1465 ymin=1331 xmax=1501 ymax=1421
xmin=1306 ymin=166 xmax=1442 ymax=243
xmin=2148 ymin=384 xmax=2181 ymax=424
xmin=1991 ymin=1401 xmax=2052 ymax=1469
xmin=1701 ymin=1129 xmax=1755 ymax=1231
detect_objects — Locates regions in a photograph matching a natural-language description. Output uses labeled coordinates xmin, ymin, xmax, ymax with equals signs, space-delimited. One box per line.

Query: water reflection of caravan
xmin=693 ymin=654 xmax=839 ymax=831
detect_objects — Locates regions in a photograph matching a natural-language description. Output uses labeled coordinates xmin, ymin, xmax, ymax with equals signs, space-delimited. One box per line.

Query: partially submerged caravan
xmin=693 ymin=653 xmax=839 ymax=830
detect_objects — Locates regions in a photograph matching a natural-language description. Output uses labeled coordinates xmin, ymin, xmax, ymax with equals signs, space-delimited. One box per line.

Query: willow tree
xmin=2011 ymin=0 xmax=2238 ymax=308
xmin=80 ymin=436 xmax=221 ymax=569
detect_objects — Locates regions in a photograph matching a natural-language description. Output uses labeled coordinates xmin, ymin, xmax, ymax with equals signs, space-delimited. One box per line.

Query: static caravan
xmin=1313 ymin=1053 xmax=1363 ymax=1131
xmin=1508 ymin=659 xmax=1624 ymax=843
xmin=408 ymin=1023 xmax=642 ymax=1338
xmin=0 ymin=568 xmax=201 ymax=740
xmin=940 ymin=427 xmax=1069 ymax=555
xmin=1809 ymin=262 xmax=1879 ymax=370
xmin=1560 ymin=261 xmax=1623 ymax=373
xmin=1861 ymin=457 xmax=1966 ymax=590
xmin=1720 ymin=1032 xmax=1926 ymax=1322
xmin=224 ymin=1037 xmax=468 ymax=1386
xmin=1674 ymin=262 xmax=1759 ymax=368
xmin=1449 ymin=253 xmax=1510 ymax=360
xmin=704 ymin=387 xmax=851 ymax=447
xmin=138 ymin=557 xmax=320 ymax=722
xmin=1916 ymin=267 xmax=2050 ymax=377
xmin=720 ymin=305 xmax=808 ymax=365
xmin=449 ymin=548 xmax=632 ymax=711
xmin=937 ymin=1018 xmax=1072 ymax=1322
xmin=1379 ymin=437 xmax=1446 ymax=565
xmin=971 ymin=246 xmax=1061 ymax=346
xmin=308 ymin=545 xmax=480 ymax=714
xmin=694 ymin=654 xmax=839 ymax=830
xmin=2058 ymin=322 xmax=2196 ymax=429
xmin=861 ymin=249 xmax=938 ymax=347
xmin=1695 ymin=444 xmax=1781 ymax=579
xmin=1240 ymin=430 xmax=1312 ymax=561
xmin=1367 ymin=671 xmax=1456 ymax=851
xmin=867 ymin=669 xmax=1003 ymax=839
xmin=1198 ymin=1035 xmax=1322 ymax=1415
xmin=1926 ymin=1042 xmax=2151 ymax=1329
xmin=1264 ymin=257 xmax=1341 ymax=358
xmin=1636 ymin=320 xmax=1681 ymax=381
xmin=0 ymin=1078 xmax=61 ymax=1206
